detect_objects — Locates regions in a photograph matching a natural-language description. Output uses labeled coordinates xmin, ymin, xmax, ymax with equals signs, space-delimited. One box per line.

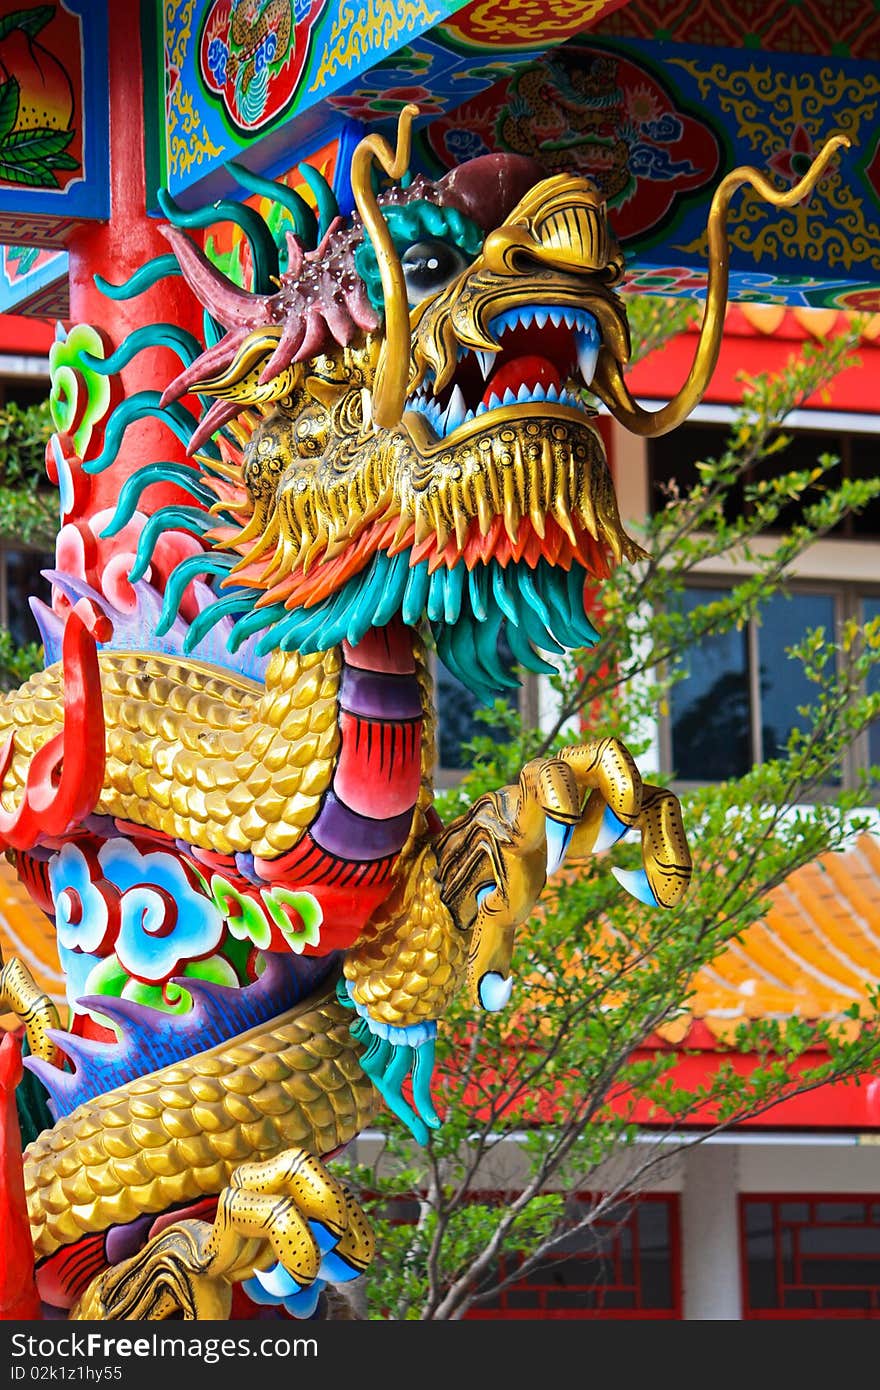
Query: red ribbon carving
xmin=0 ymin=597 xmax=112 ymax=851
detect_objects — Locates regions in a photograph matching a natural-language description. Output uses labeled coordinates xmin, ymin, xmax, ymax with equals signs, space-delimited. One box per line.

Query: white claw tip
xmin=611 ymin=866 xmax=659 ymax=907
xmin=545 ymin=815 xmax=574 ymax=875
xmin=478 ymin=972 xmax=514 ymax=1012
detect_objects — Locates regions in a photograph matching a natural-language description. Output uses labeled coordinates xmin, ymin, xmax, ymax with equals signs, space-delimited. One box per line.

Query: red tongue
xmin=482 ymin=354 xmax=562 ymax=407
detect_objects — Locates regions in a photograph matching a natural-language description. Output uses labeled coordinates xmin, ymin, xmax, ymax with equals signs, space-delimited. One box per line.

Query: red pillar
xmin=0 ymin=1032 xmax=41 ymax=1319
xmin=65 ymin=3 xmax=203 ymax=517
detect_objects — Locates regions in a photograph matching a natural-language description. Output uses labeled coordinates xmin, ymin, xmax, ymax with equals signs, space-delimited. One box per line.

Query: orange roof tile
xmin=673 ymin=832 xmax=880 ymax=1044
xmin=0 ymin=858 xmax=64 ymax=1031
xmin=676 ymin=302 xmax=880 ymax=344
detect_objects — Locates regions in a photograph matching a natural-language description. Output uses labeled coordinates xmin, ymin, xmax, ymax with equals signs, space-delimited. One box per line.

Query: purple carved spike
xmin=45 ymin=1025 xmax=78 ymax=1053
xmin=105 ymin=1214 xmax=154 ymax=1265
xmin=25 ymin=953 xmax=339 ymax=1119
xmin=75 ymin=993 xmax=151 ymax=1028
xmin=235 ymin=852 xmax=262 ymax=885
xmin=30 ymin=598 xmax=64 ymax=664
xmin=191 ymin=578 xmax=225 ymax=616
xmin=81 ymin=813 xmax=118 ymax=836
xmin=37 ymin=567 xmax=267 ymax=683
xmin=23 ymin=1058 xmax=78 ymax=1119
xmin=43 ymin=570 xmax=111 ymax=612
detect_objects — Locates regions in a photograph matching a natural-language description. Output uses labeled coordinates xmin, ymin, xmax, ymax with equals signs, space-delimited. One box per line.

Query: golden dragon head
xmin=152 ymin=108 xmax=847 ymax=697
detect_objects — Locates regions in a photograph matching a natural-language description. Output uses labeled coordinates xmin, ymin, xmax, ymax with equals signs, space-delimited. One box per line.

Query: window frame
xmin=0 ymin=540 xmax=55 ymax=652
xmin=658 ymin=572 xmax=880 ymax=795
xmin=463 ymin=1190 xmax=683 ymax=1321
xmin=740 ymin=1192 xmax=880 ymax=1319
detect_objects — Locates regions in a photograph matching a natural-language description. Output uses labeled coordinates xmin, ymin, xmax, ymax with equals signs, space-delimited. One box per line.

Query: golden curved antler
xmin=350 ymin=103 xmax=419 ymax=429
xmin=592 ymin=135 xmax=851 ymax=437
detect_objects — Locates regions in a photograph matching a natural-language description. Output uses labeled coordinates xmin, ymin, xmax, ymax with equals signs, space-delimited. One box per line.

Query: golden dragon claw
xmin=434 ymin=737 xmax=692 ymax=1009
xmin=70 ymin=1147 xmax=374 ymax=1321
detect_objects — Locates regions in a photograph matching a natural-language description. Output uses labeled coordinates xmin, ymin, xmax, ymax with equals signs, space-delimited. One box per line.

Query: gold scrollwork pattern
xmin=444 ymin=0 xmax=614 ymax=46
xmin=669 ymin=59 xmax=880 ymax=273
xmin=164 ymin=0 xmax=224 ymax=179
xmin=309 ymin=0 xmax=441 ymax=92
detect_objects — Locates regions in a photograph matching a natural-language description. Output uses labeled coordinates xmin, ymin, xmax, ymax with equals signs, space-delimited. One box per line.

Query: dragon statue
xmin=0 ymin=107 xmax=844 ymax=1320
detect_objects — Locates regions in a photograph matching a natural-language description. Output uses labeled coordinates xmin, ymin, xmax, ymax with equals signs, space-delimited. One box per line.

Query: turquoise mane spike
xmin=227 ymin=604 xmax=290 ymax=652
xmin=442 ymin=564 xmax=464 ymax=624
xmin=473 ymin=597 xmax=519 ymax=691
xmin=203 ymin=309 xmax=224 ymax=349
xmin=157 ymin=187 xmax=279 ymax=294
xmin=490 ymin=564 xmax=518 ymax=625
xmin=564 ymin=565 xmax=601 ymax=646
xmin=128 ymin=507 xmax=212 ymax=583
xmin=183 ymin=593 xmax=253 ymax=653
xmin=503 ymin=606 xmax=557 ymax=676
xmin=157 ymin=552 xmax=238 ymax=635
xmin=102 ymin=462 xmax=218 ymax=538
xmin=401 ymin=562 xmax=430 ymax=626
xmin=341 ymin=555 xmax=401 ymax=647
xmin=94 ymin=254 xmax=181 ymax=301
xmin=226 ymin=159 xmax=319 ymax=250
xmin=83 ymin=392 xmax=217 ymax=475
xmin=514 ymin=589 xmax=565 ymax=656
xmin=515 ymin=566 xmax=554 ymax=632
xmin=279 ymin=604 xmax=333 ymax=652
xmin=426 ymin=569 xmax=446 ymax=624
xmin=467 ymin=566 xmax=489 ymax=623
xmin=371 ymin=552 xmax=411 ymax=627
xmin=295 ymin=162 xmax=339 ymax=240
xmin=534 ymin=564 xmax=578 ymax=646
xmin=81 ymin=324 xmax=202 ymax=377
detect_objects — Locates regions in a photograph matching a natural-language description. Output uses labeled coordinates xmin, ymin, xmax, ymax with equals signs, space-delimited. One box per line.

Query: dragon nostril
xmin=482 ymin=226 xmax=543 ymax=275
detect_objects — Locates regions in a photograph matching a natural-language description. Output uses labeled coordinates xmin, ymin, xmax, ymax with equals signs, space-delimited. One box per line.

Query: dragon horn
xmin=350 ymin=104 xmax=419 ymax=429
xmin=591 ymin=135 xmax=851 ymax=438
xmin=158 ymin=224 xmax=273 ymax=330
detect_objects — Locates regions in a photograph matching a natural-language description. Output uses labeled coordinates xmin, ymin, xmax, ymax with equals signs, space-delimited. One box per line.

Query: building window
xmin=0 ymin=546 xmax=53 ymax=650
xmin=663 ymin=579 xmax=879 ymax=788
xmin=741 ymin=1194 xmax=880 ymax=1318
xmin=649 ymin=422 xmax=880 ymax=541
xmin=433 ymin=638 xmax=539 ymax=783
xmin=648 ymin=421 xmax=880 ymax=791
xmin=467 ymin=1194 xmax=681 ymax=1319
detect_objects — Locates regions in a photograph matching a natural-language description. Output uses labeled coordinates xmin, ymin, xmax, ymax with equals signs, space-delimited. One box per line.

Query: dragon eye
xmin=401 ymin=239 xmax=468 ymax=305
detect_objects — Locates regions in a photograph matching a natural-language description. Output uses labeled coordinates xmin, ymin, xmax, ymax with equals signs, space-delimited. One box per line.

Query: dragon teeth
xmin=475 ymin=349 xmax=495 ymax=379
xmin=575 ymin=330 xmax=599 ymax=386
xmin=441 ymin=384 xmax=467 ymax=434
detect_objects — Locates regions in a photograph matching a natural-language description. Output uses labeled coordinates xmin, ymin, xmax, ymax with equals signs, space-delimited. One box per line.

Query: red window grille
xmin=466 ymin=1193 xmax=682 ymax=1320
xmin=741 ymin=1194 xmax=880 ymax=1318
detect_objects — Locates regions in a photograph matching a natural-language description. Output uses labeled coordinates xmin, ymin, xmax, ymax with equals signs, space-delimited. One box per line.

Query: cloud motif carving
xmin=99 ymin=839 xmax=224 ymax=985
xmin=49 ymin=837 xmax=224 ymax=987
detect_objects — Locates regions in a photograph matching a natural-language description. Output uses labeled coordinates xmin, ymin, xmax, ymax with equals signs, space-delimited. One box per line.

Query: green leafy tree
xmin=0 ymin=396 xmax=54 ymax=688
xmin=333 ymin=305 xmax=880 ymax=1319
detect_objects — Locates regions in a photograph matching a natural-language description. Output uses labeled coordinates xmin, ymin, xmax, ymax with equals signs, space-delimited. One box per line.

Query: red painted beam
xmin=0 ymin=314 xmax=54 ymax=357
xmin=625 ymin=1047 xmax=880 ymax=1131
xmin=65 ymin=2 xmax=203 ymax=517
xmin=625 ymin=315 xmax=880 ymax=414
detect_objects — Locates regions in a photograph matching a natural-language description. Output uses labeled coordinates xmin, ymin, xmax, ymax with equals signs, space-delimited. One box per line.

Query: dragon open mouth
xmin=405 ymin=305 xmax=600 ymax=441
